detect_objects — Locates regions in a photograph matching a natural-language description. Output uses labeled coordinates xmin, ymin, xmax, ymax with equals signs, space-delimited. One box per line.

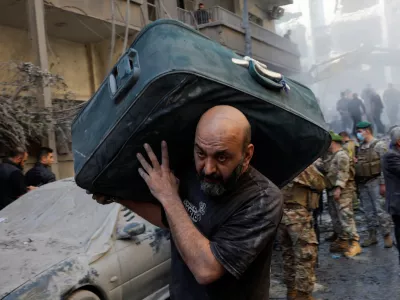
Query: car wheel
xmin=67 ymin=290 xmax=101 ymax=300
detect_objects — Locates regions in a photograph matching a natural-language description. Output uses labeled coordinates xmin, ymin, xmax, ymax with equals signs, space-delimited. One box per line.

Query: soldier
xmin=355 ymin=121 xmax=393 ymax=248
xmin=279 ymin=164 xmax=325 ymax=300
xmin=322 ymin=132 xmax=362 ymax=257
xmin=339 ymin=131 xmax=360 ymax=210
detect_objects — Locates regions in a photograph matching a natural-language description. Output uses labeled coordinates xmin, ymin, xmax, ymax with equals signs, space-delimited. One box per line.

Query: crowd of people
xmin=0 ymin=146 xmax=55 ymax=210
xmin=333 ymin=83 xmax=400 ymax=137
xmin=280 ymin=120 xmax=400 ymax=299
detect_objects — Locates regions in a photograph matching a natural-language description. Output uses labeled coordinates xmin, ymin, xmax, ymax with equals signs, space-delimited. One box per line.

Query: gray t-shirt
xmin=165 ymin=166 xmax=283 ymax=300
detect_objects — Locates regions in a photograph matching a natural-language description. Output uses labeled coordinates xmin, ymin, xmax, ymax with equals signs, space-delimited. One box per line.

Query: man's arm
xmin=333 ymin=152 xmax=349 ymax=200
xmin=335 ymin=152 xmax=350 ymax=189
xmin=44 ymin=170 xmax=56 ymax=184
xmin=383 ymin=91 xmax=388 ymax=103
xmin=360 ymin=100 xmax=367 ymax=114
xmin=163 ymin=197 xmax=225 ymax=284
xmin=93 ymin=195 xmax=166 ymax=229
xmin=48 ymin=171 xmax=56 ymax=183
xmin=375 ymin=141 xmax=388 ymax=185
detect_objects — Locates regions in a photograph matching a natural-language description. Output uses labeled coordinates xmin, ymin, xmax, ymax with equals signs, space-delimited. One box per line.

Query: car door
xmin=114 ymin=206 xmax=171 ymax=300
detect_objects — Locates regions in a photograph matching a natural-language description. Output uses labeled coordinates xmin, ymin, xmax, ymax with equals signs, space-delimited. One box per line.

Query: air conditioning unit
xmin=268 ymin=6 xmax=285 ymax=20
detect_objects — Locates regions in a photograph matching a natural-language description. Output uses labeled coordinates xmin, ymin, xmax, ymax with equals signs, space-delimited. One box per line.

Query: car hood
xmin=0 ymin=233 xmax=83 ymax=298
xmin=0 ymin=179 xmax=121 ymax=298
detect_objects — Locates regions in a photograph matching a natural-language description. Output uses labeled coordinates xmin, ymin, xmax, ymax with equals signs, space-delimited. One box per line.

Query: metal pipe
xmin=242 ymin=0 xmax=252 ymax=57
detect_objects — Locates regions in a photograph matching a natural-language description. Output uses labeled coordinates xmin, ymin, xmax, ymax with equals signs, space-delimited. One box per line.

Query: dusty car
xmin=0 ymin=178 xmax=171 ymax=300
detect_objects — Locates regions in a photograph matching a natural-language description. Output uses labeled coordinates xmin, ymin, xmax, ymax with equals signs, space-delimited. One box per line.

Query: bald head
xmin=196 ymin=105 xmax=251 ymax=150
xmin=194 ymin=106 xmax=254 ymax=197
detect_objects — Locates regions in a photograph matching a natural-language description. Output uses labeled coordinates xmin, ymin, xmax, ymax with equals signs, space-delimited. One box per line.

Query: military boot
xmin=287 ymin=289 xmax=297 ymax=300
xmin=384 ymin=234 xmax=393 ymax=248
xmin=361 ymin=229 xmax=378 ymax=247
xmin=295 ymin=291 xmax=315 ymax=300
xmin=344 ymin=240 xmax=362 ymax=257
xmin=325 ymin=232 xmax=338 ymax=242
xmin=329 ymin=239 xmax=349 ymax=253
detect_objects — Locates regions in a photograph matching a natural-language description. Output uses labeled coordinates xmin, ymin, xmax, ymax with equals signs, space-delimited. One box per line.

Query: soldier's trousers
xmin=327 ymin=189 xmax=360 ymax=241
xmin=359 ymin=178 xmax=392 ymax=236
xmin=278 ymin=205 xmax=317 ymax=294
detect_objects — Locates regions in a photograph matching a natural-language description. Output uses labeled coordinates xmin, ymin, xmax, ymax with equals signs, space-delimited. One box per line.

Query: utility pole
xmin=27 ymin=0 xmax=59 ymax=179
xmin=242 ymin=0 xmax=252 ymax=57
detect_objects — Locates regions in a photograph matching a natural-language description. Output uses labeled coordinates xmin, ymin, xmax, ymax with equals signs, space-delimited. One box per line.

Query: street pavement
xmin=270 ymin=209 xmax=400 ymax=300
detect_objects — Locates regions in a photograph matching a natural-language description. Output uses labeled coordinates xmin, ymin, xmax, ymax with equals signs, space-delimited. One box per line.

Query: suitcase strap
xmin=232 ymin=56 xmax=290 ymax=92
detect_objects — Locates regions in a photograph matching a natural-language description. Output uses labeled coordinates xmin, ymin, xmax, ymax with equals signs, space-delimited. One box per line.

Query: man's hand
xmin=137 ymin=141 xmax=179 ymax=204
xmin=380 ymin=184 xmax=386 ymax=197
xmin=27 ymin=186 xmax=37 ymax=191
xmin=334 ymin=187 xmax=341 ymax=201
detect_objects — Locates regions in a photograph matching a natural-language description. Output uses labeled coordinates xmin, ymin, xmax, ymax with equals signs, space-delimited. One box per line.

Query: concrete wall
xmin=0 ymin=23 xmax=131 ymax=179
xmin=0 ymin=24 xmax=128 ymax=98
xmin=235 ymin=0 xmax=276 ymax=32
xmin=47 ymin=0 xmax=144 ymax=29
xmin=163 ymin=0 xmax=179 ymax=19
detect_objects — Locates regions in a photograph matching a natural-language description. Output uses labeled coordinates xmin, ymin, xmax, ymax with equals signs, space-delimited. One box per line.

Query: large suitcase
xmin=72 ymin=19 xmax=330 ymax=200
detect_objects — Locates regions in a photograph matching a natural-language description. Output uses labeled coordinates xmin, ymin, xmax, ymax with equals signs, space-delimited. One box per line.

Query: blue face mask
xmin=357 ymin=132 xmax=365 ymax=142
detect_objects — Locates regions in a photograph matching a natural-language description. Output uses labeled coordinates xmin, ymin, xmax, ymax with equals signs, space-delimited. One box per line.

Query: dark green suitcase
xmin=72 ymin=19 xmax=330 ymax=200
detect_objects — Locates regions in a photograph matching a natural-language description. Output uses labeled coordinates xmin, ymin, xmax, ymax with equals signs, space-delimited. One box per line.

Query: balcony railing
xmin=177 ymin=6 xmax=299 ymax=56
xmin=177 ymin=7 xmax=197 ymax=27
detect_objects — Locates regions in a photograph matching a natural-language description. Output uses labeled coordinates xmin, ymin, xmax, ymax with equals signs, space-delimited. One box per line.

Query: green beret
xmin=356 ymin=121 xmax=372 ymax=129
xmin=330 ymin=131 xmax=343 ymax=142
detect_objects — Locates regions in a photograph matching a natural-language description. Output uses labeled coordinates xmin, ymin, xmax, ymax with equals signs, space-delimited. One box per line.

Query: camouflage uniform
xmin=357 ymin=139 xmax=392 ymax=236
xmin=342 ymin=140 xmax=360 ymax=210
xmin=279 ymin=165 xmax=325 ymax=294
xmin=323 ymin=149 xmax=360 ymax=241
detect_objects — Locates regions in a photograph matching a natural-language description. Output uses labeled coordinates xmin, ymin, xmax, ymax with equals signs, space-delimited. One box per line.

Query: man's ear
xmin=243 ymin=144 xmax=254 ymax=168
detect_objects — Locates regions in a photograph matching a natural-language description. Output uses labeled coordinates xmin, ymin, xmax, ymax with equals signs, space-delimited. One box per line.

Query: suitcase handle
xmin=248 ymin=60 xmax=288 ymax=91
xmin=109 ymin=49 xmax=141 ymax=104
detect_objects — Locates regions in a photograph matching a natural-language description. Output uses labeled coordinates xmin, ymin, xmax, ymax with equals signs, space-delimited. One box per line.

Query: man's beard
xmin=198 ymin=159 xmax=244 ymax=197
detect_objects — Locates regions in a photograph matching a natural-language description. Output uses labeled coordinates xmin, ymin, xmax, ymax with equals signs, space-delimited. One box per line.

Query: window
xmin=249 ymin=13 xmax=263 ymax=27
xmin=147 ymin=0 xmax=158 ymax=21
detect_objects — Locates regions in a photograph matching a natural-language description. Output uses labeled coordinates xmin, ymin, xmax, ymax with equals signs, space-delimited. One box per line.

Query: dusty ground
xmin=270 ymin=209 xmax=400 ymax=300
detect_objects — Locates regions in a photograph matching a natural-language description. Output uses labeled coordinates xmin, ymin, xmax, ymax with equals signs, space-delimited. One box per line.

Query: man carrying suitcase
xmin=93 ymin=106 xmax=283 ymax=300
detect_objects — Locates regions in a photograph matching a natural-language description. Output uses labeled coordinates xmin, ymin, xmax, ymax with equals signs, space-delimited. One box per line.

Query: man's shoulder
xmin=246 ymin=167 xmax=281 ymax=201
xmin=25 ymin=164 xmax=40 ymax=175
xmin=335 ymin=149 xmax=349 ymax=160
xmin=384 ymin=149 xmax=400 ymax=160
xmin=373 ymin=139 xmax=388 ymax=154
xmin=0 ymin=162 xmax=20 ymax=174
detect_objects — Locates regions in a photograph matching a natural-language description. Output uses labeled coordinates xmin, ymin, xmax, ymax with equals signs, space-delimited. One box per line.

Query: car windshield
xmin=0 ymin=178 xmax=117 ymax=248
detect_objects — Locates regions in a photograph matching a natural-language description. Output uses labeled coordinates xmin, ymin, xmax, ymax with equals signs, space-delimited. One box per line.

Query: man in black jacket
xmin=25 ymin=147 xmax=56 ymax=187
xmin=348 ymin=93 xmax=366 ymax=136
xmin=383 ymin=128 xmax=400 ymax=264
xmin=0 ymin=148 xmax=30 ymax=210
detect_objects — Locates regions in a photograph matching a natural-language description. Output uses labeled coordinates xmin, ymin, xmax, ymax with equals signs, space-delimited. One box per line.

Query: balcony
xmin=0 ymin=0 xmax=142 ymax=43
xmin=177 ymin=6 xmax=301 ymax=74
